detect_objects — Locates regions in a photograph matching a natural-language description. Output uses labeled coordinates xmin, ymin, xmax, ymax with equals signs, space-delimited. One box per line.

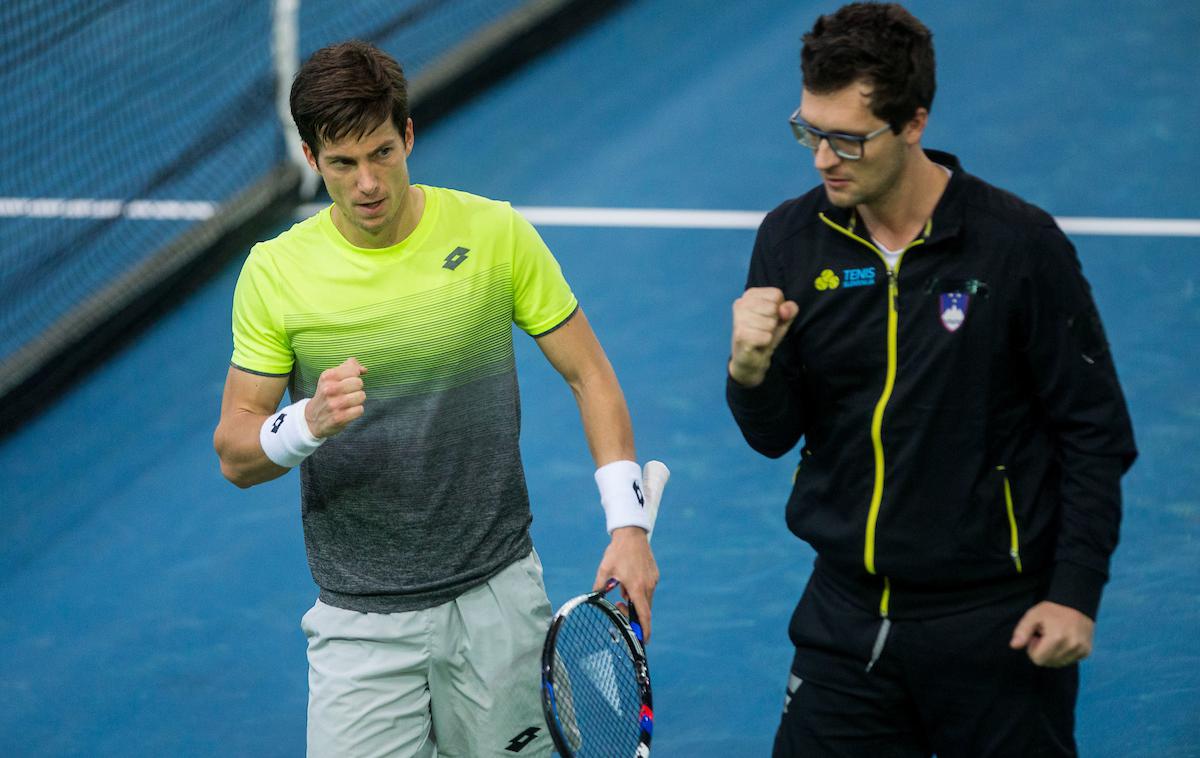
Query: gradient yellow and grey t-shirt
xmin=230 ymin=185 xmax=578 ymax=612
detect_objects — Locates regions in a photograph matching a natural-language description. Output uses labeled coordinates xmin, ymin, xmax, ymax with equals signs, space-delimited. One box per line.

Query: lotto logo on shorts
xmin=504 ymin=726 xmax=541 ymax=752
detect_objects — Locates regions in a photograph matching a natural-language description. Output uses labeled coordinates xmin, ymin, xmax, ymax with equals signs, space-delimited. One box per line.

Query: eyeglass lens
xmin=793 ymin=124 xmax=862 ymax=159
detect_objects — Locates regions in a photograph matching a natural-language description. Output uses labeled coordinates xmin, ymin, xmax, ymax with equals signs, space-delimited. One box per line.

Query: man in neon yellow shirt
xmin=213 ymin=40 xmax=657 ymax=757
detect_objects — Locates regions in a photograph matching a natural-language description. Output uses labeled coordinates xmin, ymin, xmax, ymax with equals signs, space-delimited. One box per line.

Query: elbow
xmin=213 ymin=429 xmax=257 ymax=489
xmin=753 ymin=441 xmax=795 ymax=460
xmin=221 ymin=463 xmax=257 ymax=489
xmin=216 ymin=454 xmax=255 ymax=489
xmin=742 ymin=430 xmax=801 ymax=460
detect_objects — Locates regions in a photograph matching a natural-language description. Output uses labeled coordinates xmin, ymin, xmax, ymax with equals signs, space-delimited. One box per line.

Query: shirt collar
xmin=816 ymin=149 xmax=967 ymax=245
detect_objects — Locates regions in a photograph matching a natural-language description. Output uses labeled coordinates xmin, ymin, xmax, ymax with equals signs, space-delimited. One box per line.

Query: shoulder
xmin=423 ymin=185 xmax=518 ymax=224
xmin=951 ymin=171 xmax=1078 ymax=283
xmin=245 ymin=208 xmax=329 ymax=271
xmin=959 ymin=172 xmax=1062 ymax=245
xmin=757 ymin=186 xmax=827 ymax=252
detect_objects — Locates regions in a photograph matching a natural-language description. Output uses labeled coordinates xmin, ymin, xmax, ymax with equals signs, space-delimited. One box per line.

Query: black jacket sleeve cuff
xmin=1046 ymin=561 xmax=1108 ymax=620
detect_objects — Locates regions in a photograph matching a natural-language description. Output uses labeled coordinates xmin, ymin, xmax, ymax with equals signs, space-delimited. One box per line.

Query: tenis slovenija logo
xmin=814 ymin=269 xmax=840 ymax=290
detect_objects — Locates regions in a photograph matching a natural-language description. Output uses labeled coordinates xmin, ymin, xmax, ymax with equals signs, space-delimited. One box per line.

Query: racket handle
xmin=628 ymin=604 xmax=645 ymax=643
xmin=600 ymin=579 xmax=645 ymax=642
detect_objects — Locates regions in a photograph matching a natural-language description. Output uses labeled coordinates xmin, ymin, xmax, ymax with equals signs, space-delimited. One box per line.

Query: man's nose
xmin=356 ymin=165 xmax=379 ymax=194
xmin=813 ymin=138 xmax=842 ymax=172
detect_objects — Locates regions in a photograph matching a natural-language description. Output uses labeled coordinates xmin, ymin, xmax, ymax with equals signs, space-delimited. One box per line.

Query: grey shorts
xmin=302 ymin=550 xmax=553 ymax=757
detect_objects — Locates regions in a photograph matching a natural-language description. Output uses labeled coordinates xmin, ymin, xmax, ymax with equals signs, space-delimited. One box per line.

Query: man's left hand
xmin=594 ymin=526 xmax=659 ymax=643
xmin=1009 ymin=600 xmax=1095 ymax=667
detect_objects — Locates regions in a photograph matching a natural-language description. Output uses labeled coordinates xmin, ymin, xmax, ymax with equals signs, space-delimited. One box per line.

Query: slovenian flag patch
xmin=939 ymin=292 xmax=969 ymax=332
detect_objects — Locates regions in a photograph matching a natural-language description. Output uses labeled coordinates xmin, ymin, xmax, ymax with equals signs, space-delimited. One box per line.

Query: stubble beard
xmin=828 ymin=148 xmax=907 ymax=212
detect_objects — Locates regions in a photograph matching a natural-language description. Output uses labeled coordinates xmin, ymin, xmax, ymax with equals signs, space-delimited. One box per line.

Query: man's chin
xmin=353 ymin=212 xmax=391 ymax=232
xmin=823 ymin=187 xmax=857 ymax=208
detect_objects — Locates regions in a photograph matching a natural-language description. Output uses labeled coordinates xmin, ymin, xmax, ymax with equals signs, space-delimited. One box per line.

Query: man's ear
xmin=902 ymin=108 xmax=929 ymax=147
xmin=301 ymin=141 xmax=320 ymax=173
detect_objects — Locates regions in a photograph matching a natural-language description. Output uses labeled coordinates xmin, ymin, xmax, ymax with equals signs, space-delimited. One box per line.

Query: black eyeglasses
xmin=788 ymin=107 xmax=891 ymax=161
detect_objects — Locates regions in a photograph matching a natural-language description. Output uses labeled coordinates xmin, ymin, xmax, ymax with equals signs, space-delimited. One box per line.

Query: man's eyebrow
xmin=798 ymin=116 xmax=873 ymax=137
xmin=322 ymin=139 xmax=398 ymax=162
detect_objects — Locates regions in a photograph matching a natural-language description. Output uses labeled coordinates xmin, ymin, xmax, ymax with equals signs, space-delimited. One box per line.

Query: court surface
xmin=2 ymin=1 xmax=1198 ymax=755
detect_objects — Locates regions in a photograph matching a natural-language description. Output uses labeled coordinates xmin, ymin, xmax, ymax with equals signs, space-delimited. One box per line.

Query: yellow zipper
xmin=819 ymin=213 xmax=930 ymax=616
xmin=996 ymin=465 xmax=1023 ymax=573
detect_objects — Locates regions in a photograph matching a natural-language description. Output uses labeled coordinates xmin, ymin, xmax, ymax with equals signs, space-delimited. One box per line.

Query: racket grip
xmin=606 ymin=579 xmax=645 ymax=643
xmin=628 ymin=601 xmax=644 ymax=643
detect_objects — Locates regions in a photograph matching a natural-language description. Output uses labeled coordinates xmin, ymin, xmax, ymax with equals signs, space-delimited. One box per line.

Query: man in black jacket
xmin=726 ymin=4 xmax=1136 ymax=756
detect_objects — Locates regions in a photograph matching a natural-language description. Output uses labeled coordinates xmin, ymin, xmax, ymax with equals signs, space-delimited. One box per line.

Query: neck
xmin=334 ymin=184 xmax=426 ymax=249
xmin=391 ymin=184 xmax=425 ymax=245
xmin=857 ymin=150 xmax=948 ymax=249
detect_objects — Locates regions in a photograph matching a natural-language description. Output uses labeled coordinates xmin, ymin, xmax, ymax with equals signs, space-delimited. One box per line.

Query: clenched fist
xmin=305 ymin=357 xmax=368 ymax=438
xmin=1010 ymin=601 xmax=1095 ymax=668
xmin=729 ymin=287 xmax=799 ymax=387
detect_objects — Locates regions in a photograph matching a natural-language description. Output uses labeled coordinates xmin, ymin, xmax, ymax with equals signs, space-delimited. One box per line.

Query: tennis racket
xmin=541 ymin=460 xmax=669 ymax=758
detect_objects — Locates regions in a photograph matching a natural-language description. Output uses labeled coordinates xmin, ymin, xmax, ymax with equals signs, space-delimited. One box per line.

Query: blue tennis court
xmin=2 ymin=1 xmax=1197 ymax=755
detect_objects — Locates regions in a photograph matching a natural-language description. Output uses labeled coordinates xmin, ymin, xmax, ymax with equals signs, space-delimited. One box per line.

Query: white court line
xmin=298 ymin=203 xmax=1200 ymax=237
xmin=3 ymin=197 xmax=1199 ymax=237
xmin=0 ymin=197 xmax=217 ymax=220
xmin=1053 ymin=217 xmax=1200 ymax=237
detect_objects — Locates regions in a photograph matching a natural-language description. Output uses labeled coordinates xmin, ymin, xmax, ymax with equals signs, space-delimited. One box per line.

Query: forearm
xmin=574 ymin=363 xmax=657 ymax=628
xmin=1020 ymin=227 xmax=1136 ymax=617
xmin=1047 ymin=452 xmax=1127 ymax=619
xmin=726 ymin=361 xmax=805 ymax=458
xmin=214 ymin=411 xmax=289 ymax=488
xmin=533 ymin=308 xmax=644 ymax=534
xmin=568 ymin=363 xmax=636 ymax=467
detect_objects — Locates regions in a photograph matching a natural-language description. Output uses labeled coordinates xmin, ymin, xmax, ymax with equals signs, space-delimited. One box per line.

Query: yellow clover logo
xmin=815 ymin=269 xmax=840 ymax=291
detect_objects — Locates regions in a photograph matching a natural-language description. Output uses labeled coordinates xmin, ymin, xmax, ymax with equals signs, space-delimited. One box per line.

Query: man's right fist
xmin=305 ymin=357 xmax=368 ymax=438
xmin=729 ymin=287 xmax=799 ymax=387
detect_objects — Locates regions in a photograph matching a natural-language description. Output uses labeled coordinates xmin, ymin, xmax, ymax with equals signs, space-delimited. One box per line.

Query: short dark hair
xmin=801 ymin=2 xmax=935 ymax=130
xmin=290 ymin=40 xmax=409 ymax=158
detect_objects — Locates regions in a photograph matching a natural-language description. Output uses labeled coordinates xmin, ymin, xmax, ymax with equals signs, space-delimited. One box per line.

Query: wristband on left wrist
xmin=594 ymin=460 xmax=650 ymax=534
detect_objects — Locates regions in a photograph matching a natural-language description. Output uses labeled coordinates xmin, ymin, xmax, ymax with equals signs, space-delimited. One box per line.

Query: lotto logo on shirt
xmin=842 ymin=267 xmax=877 ymax=288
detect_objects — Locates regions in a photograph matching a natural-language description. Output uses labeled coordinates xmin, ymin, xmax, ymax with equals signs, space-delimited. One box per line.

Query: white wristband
xmin=259 ymin=398 xmax=324 ymax=468
xmin=594 ymin=460 xmax=651 ymax=534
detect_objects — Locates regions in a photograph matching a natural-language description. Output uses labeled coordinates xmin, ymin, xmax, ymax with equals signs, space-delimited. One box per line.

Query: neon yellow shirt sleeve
xmin=510 ymin=209 xmax=578 ymax=336
xmin=230 ymin=247 xmax=294 ymax=375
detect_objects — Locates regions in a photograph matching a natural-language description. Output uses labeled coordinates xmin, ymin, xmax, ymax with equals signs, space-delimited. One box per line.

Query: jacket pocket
xmin=996 ymin=465 xmax=1023 ymax=573
xmin=785 ymin=444 xmax=851 ymax=553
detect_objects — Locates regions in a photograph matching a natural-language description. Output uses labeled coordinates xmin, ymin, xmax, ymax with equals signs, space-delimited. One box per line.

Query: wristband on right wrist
xmin=259 ymin=398 xmax=324 ymax=468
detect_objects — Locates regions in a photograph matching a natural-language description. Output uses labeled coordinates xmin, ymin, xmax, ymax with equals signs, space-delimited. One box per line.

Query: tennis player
xmin=213 ymin=41 xmax=657 ymax=757
xmin=726 ymin=4 xmax=1136 ymax=756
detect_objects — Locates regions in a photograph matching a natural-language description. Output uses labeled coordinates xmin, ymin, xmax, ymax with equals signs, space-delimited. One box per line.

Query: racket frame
xmin=541 ymin=460 xmax=667 ymax=757
xmin=540 ymin=587 xmax=653 ymax=757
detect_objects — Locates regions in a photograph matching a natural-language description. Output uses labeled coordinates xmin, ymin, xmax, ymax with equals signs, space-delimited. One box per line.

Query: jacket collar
xmin=817 ymin=149 xmax=966 ymax=247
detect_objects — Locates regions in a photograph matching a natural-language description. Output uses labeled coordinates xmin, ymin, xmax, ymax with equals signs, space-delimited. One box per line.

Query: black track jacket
xmin=727 ymin=150 xmax=1136 ymax=621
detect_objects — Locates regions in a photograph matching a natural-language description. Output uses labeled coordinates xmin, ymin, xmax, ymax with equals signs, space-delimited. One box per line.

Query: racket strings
xmin=548 ymin=603 xmax=644 ymax=755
